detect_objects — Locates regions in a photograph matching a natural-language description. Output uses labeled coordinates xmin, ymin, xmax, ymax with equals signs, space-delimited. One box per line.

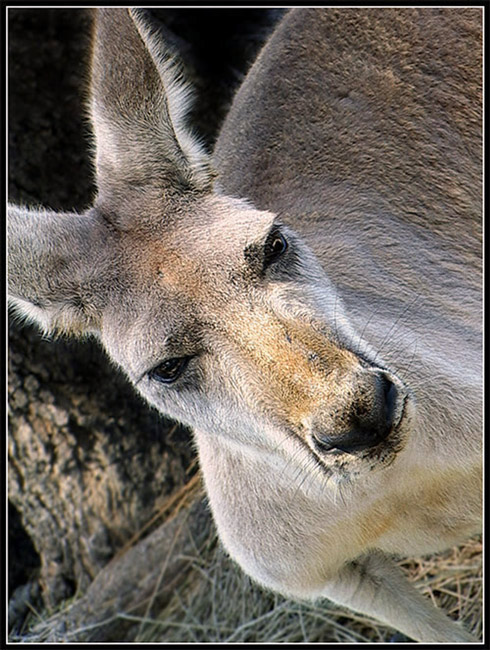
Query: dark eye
xmin=264 ymin=229 xmax=288 ymax=266
xmin=149 ymin=357 xmax=190 ymax=384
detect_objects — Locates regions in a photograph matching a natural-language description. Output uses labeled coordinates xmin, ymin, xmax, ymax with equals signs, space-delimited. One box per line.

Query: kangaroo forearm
xmin=322 ymin=552 xmax=476 ymax=643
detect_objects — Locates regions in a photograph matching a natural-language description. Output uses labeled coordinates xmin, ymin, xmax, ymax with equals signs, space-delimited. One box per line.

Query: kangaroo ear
xmin=90 ymin=8 xmax=211 ymax=197
xmin=8 ymin=204 xmax=108 ymax=337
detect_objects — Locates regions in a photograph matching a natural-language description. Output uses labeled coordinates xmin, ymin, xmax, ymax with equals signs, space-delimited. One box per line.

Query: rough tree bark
xmin=8 ymin=6 xmax=285 ymax=634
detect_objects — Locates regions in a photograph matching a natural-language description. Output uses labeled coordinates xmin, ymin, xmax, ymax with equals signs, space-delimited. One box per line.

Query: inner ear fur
xmin=89 ymin=8 xmax=212 ymax=205
xmin=8 ymin=204 xmax=111 ymax=337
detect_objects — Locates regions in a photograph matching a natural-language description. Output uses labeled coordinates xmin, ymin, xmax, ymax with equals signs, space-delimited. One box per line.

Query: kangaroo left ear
xmin=8 ymin=204 xmax=109 ymax=337
xmin=90 ymin=8 xmax=212 ymax=199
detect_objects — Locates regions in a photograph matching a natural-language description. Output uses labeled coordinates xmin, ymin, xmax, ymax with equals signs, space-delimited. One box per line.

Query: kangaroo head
xmin=8 ymin=8 xmax=412 ymax=484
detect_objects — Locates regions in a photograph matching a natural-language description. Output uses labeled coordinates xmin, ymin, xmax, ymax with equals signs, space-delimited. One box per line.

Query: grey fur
xmin=8 ymin=8 xmax=481 ymax=642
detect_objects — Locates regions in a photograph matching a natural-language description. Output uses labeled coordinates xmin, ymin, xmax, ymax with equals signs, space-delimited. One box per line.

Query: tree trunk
xmin=24 ymin=494 xmax=213 ymax=643
xmin=8 ymin=319 xmax=196 ymax=606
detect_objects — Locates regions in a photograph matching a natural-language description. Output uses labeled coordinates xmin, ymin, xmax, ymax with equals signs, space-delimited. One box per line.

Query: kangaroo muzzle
xmin=310 ymin=371 xmax=398 ymax=454
xmin=235 ymin=311 xmax=402 ymax=456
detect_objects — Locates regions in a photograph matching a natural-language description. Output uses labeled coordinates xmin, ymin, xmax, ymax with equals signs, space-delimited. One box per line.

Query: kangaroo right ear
xmin=90 ymin=8 xmax=212 ymax=199
xmin=8 ymin=203 xmax=108 ymax=337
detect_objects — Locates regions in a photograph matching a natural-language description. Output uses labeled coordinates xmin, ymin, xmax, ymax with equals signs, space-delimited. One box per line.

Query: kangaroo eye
xmin=264 ymin=229 xmax=288 ymax=266
xmin=149 ymin=357 xmax=190 ymax=384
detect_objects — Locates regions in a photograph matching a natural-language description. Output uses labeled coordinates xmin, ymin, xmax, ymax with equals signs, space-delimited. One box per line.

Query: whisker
xmin=356 ymin=305 xmax=380 ymax=358
xmin=333 ymin=291 xmax=340 ymax=346
xmin=290 ymin=455 xmax=322 ymax=500
xmin=372 ymin=292 xmax=422 ymax=367
xmin=392 ymin=337 xmax=420 ymax=380
xmin=380 ymin=332 xmax=420 ymax=375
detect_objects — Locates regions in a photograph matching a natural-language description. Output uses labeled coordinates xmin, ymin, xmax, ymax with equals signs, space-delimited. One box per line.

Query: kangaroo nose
xmin=311 ymin=372 xmax=397 ymax=454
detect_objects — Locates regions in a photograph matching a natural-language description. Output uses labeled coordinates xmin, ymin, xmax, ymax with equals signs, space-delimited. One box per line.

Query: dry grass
xmin=129 ymin=532 xmax=482 ymax=644
xmin=398 ymin=537 xmax=483 ymax=641
xmin=15 ymin=538 xmax=483 ymax=644
xmin=14 ymin=478 xmax=482 ymax=643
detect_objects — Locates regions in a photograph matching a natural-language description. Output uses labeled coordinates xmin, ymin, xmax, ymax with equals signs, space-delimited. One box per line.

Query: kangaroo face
xmin=96 ymin=192 xmax=412 ymax=482
xmin=7 ymin=8 xmax=415 ymax=486
xmin=8 ymin=7 xmax=481 ymax=643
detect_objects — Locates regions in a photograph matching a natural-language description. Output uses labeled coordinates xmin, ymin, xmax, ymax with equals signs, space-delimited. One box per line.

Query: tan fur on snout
xmin=224 ymin=310 xmax=367 ymax=434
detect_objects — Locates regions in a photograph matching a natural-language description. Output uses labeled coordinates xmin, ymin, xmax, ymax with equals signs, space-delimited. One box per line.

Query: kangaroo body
xmin=211 ymin=5 xmax=482 ymax=602
xmin=8 ymin=8 xmax=482 ymax=643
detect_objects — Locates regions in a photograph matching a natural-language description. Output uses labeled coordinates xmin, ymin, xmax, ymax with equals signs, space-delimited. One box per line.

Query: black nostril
xmin=311 ymin=431 xmax=341 ymax=453
xmin=312 ymin=428 xmax=378 ymax=454
xmin=379 ymin=373 xmax=397 ymax=430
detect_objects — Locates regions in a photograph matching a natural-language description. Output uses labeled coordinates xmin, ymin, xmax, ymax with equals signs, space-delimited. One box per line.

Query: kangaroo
xmin=8 ymin=7 xmax=482 ymax=643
